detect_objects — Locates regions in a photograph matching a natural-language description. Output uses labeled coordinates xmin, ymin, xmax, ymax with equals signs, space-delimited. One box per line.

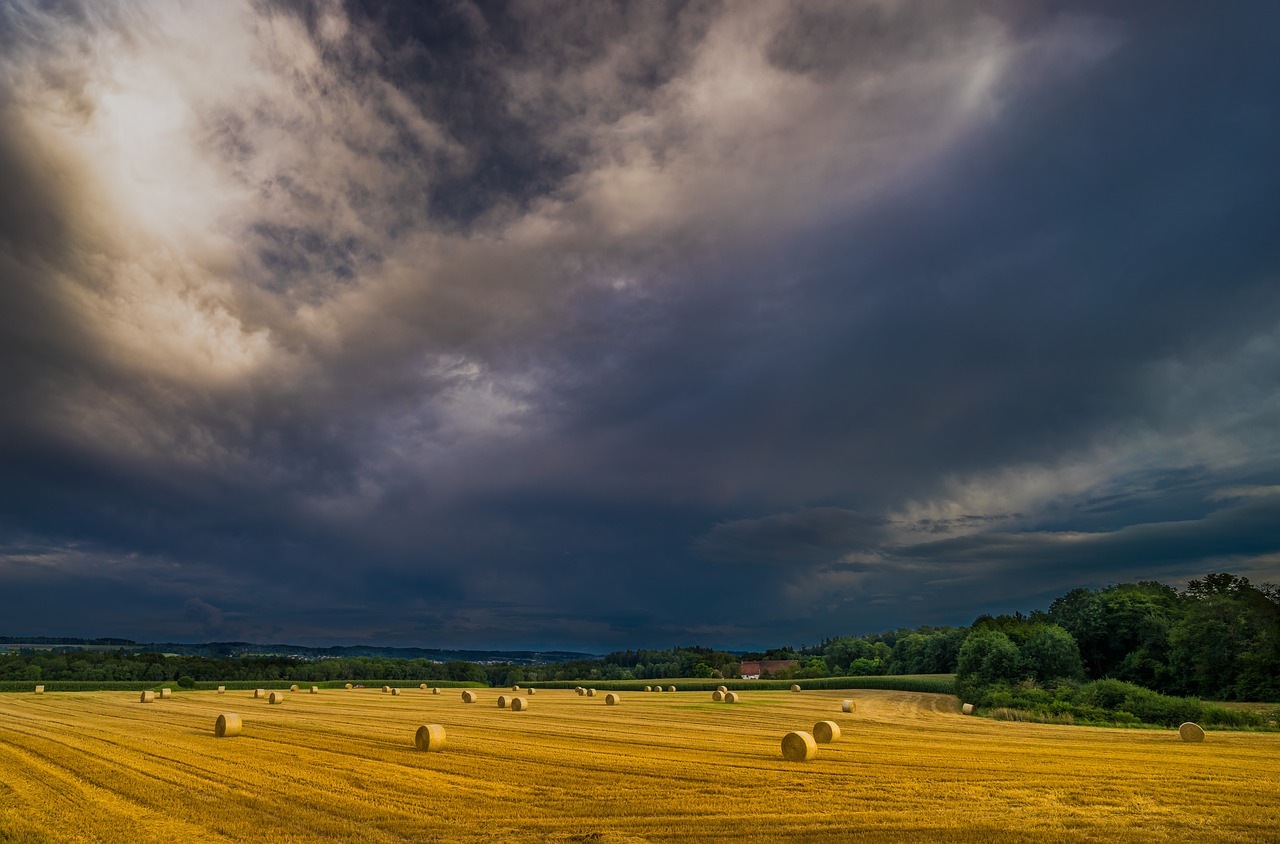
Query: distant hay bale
xmin=512 ymin=685 xmax=521 ymax=691
xmin=781 ymin=731 xmax=817 ymax=762
xmin=724 ymin=692 xmax=739 ymax=704
xmin=962 ymin=703 xmax=975 ymax=715
xmin=421 ymin=684 xmax=428 ymax=690
xmin=497 ymin=695 xmax=510 ymax=709
xmin=644 ymin=685 xmax=652 ymax=692
xmin=1179 ymin=722 xmax=1206 ymax=742
xmin=841 ymin=699 xmax=855 ymax=713
xmin=382 ymin=686 xmax=391 ymax=694
xmin=310 ymin=686 xmax=319 ymax=694
xmin=587 ymin=689 xmax=597 ymax=697
xmin=605 ymin=693 xmax=620 ymax=706
xmin=268 ymin=692 xmax=285 ymax=705
xmin=528 ymin=688 xmax=536 ymax=695
xmin=344 ymin=683 xmax=353 ymax=690
xmin=160 ymin=688 xmax=172 ymax=699
xmin=290 ymin=684 xmax=299 ymax=692
xmin=140 ymin=691 xmax=155 ymax=703
xmin=254 ymin=689 xmax=265 ymax=699
xmin=391 ymin=687 xmax=401 ymax=696
xmin=576 ymin=687 xmax=586 ymax=696
xmin=667 ymin=686 xmax=676 ymax=692
xmin=34 ymin=685 xmax=44 ymax=694
xmin=462 ymin=690 xmax=477 ymax=703
xmin=415 ymin=724 xmax=446 ymax=752
xmin=214 ymin=714 xmax=242 ymax=738
xmin=655 ymin=686 xmax=663 ymax=693
xmin=217 ymin=686 xmax=226 ymax=695
xmin=712 ymin=690 xmax=724 ymax=702
xmin=432 ymin=687 xmax=440 ymax=695
xmin=511 ymin=696 xmax=528 ymax=711
xmin=716 ymin=685 xmax=727 ymax=693
xmin=791 ymin=684 xmax=801 ymax=692
xmin=813 ymin=720 xmax=841 ymax=743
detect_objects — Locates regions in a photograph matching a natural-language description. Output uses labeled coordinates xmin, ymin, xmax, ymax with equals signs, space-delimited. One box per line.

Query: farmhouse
xmin=738 ymin=659 xmax=798 ymax=679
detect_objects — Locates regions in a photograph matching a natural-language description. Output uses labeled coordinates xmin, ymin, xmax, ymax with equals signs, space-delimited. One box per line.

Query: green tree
xmin=956 ymin=630 xmax=1022 ymax=700
xmin=1019 ymin=625 xmax=1084 ymax=683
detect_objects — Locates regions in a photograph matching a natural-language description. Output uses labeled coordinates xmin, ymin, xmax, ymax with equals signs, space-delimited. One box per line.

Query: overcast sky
xmin=1 ymin=0 xmax=1278 ymax=651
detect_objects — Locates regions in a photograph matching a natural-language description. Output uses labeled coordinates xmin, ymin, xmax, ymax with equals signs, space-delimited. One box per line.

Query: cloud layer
xmin=1 ymin=0 xmax=1278 ymax=648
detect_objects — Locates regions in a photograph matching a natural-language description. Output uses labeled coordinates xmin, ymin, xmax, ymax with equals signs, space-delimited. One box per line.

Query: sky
xmin=1 ymin=0 xmax=1278 ymax=652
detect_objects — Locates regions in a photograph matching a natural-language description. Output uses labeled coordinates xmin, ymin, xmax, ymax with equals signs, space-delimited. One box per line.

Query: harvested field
xmin=1 ymin=688 xmax=1277 ymax=842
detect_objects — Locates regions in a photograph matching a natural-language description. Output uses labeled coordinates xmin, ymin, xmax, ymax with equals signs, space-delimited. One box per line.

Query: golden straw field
xmin=2 ymin=687 xmax=1278 ymax=842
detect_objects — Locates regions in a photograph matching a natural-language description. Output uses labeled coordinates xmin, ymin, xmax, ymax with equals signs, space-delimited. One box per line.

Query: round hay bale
xmin=667 ymin=686 xmax=676 ymax=692
xmin=712 ymin=690 xmax=724 ymax=702
xmin=290 ymin=684 xmax=299 ymax=692
xmin=655 ymin=686 xmax=663 ymax=693
xmin=716 ymin=685 xmax=728 ymax=693
xmin=781 ymin=731 xmax=817 ymax=762
xmin=962 ymin=703 xmax=975 ymax=715
xmin=217 ymin=686 xmax=226 ymax=695
xmin=511 ymin=696 xmax=528 ymax=711
xmin=140 ymin=691 xmax=155 ymax=703
xmin=415 ymin=724 xmax=446 ymax=752
xmin=813 ymin=720 xmax=841 ymax=743
xmin=605 ymin=693 xmax=620 ymax=706
xmin=528 ymin=688 xmax=536 ymax=695
xmin=841 ymin=699 xmax=855 ymax=713
xmin=268 ymin=691 xmax=285 ymax=705
xmin=214 ymin=714 xmax=242 ymax=738
xmin=34 ymin=685 xmax=44 ymax=694
xmin=310 ymin=686 xmax=319 ymax=694
xmin=420 ymin=683 xmax=428 ymax=690
xmin=462 ymin=690 xmax=477 ymax=703
xmin=587 ymin=689 xmax=597 ymax=697
xmin=791 ymin=684 xmax=801 ymax=693
xmin=512 ymin=685 xmax=521 ymax=691
xmin=432 ymin=687 xmax=440 ymax=695
xmin=344 ymin=683 xmax=353 ymax=690
xmin=724 ymin=691 xmax=739 ymax=704
xmin=497 ymin=695 xmax=510 ymax=709
xmin=576 ymin=687 xmax=585 ymax=696
xmin=1179 ymin=722 xmax=1206 ymax=742
xmin=382 ymin=685 xmax=391 ymax=694
xmin=391 ymin=688 xmax=401 ymax=696
xmin=254 ymin=689 xmax=265 ymax=699
xmin=644 ymin=685 xmax=652 ymax=692
xmin=159 ymin=688 xmax=172 ymax=699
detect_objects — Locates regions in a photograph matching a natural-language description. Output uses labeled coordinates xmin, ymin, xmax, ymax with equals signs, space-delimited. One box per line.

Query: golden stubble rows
xmin=1 ymin=688 xmax=1277 ymax=843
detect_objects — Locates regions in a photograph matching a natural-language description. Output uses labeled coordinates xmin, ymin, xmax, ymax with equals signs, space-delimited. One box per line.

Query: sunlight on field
xmin=2 ymin=688 xmax=1277 ymax=842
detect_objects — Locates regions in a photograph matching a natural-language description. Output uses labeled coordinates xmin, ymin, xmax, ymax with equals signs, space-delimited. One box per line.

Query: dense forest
xmin=4 ymin=573 xmax=1277 ymax=707
xmin=957 ymin=573 xmax=1280 ymax=701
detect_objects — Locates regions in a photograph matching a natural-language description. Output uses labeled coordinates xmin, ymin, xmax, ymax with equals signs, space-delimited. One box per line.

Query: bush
xmin=177 ymin=675 xmax=196 ymax=689
xmin=1200 ymin=706 xmax=1265 ymax=729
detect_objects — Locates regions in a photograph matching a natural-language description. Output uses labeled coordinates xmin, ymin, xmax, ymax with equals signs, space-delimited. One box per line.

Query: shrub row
xmin=973 ymin=678 xmax=1280 ymax=730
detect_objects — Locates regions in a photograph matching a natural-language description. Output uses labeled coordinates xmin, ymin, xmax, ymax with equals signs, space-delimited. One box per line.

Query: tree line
xmin=4 ymin=572 xmax=1275 ymax=704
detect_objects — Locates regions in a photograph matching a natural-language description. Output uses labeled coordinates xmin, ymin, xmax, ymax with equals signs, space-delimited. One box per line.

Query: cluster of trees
xmin=955 ymin=574 xmax=1280 ymax=723
xmin=768 ymin=627 xmax=968 ymax=678
xmin=1043 ymin=574 xmax=1280 ymax=700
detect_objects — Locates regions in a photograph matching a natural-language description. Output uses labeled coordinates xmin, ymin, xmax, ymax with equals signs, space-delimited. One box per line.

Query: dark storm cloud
xmin=0 ymin=0 xmax=1278 ymax=648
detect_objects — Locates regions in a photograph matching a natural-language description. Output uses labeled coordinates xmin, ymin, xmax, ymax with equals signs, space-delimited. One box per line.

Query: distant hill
xmin=0 ymin=636 xmax=596 ymax=664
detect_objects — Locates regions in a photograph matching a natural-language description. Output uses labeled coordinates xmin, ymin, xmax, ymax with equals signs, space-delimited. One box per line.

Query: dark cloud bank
xmin=1 ymin=0 xmax=1278 ymax=650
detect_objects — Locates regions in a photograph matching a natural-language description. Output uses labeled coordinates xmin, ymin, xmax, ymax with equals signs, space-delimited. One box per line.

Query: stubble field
xmin=1 ymin=687 xmax=1277 ymax=842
